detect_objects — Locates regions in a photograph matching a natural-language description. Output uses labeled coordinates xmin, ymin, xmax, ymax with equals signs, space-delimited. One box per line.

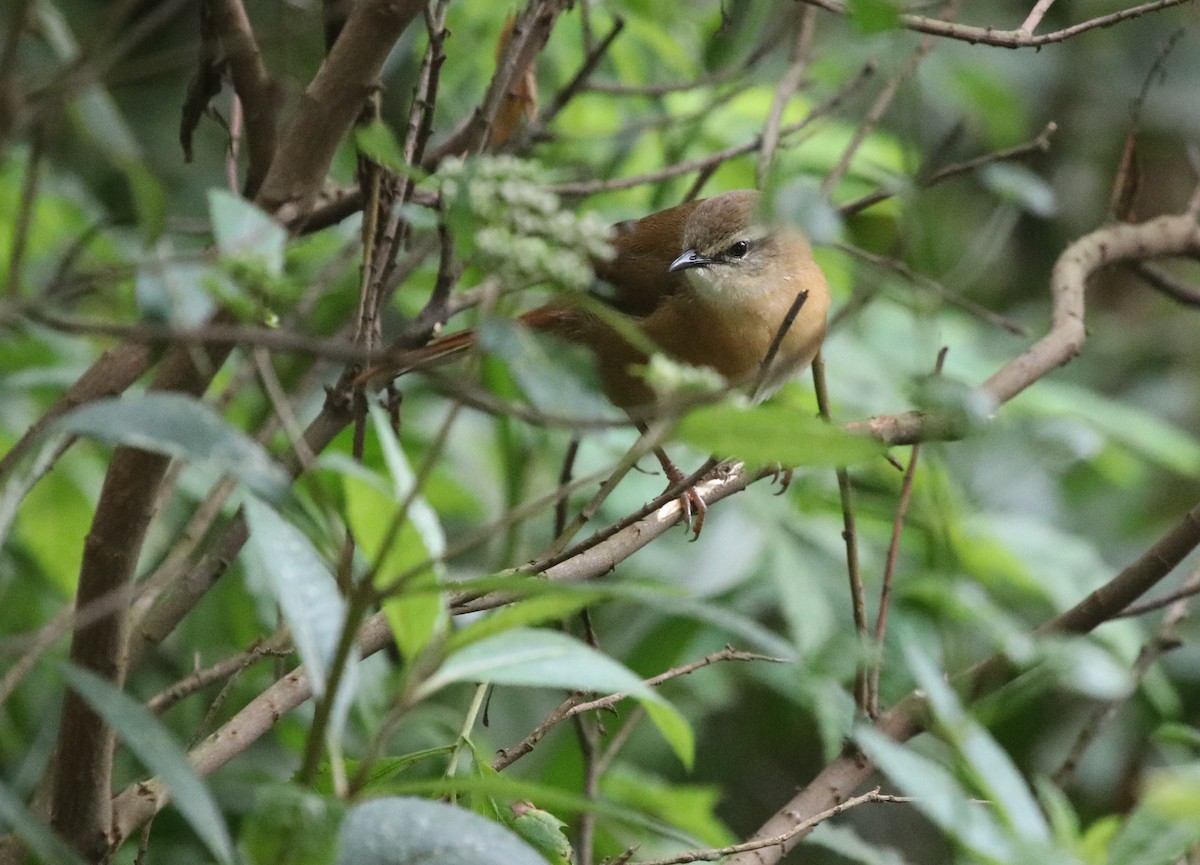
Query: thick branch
xmin=255 ymin=0 xmax=424 ymax=214
xmin=49 ymin=336 xmax=233 ymax=859
xmin=726 ymin=494 xmax=1200 ymax=864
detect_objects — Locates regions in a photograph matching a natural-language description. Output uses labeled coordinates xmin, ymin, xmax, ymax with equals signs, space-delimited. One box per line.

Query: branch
xmin=424 ymin=0 xmax=567 ymax=165
xmin=493 ymin=648 xmax=779 ymax=772
xmin=725 ymin=494 xmax=1200 ymax=865
xmin=638 ymin=789 xmax=907 ymax=865
xmin=1130 ymin=261 xmax=1200 ymax=307
xmin=50 ymin=333 xmax=235 ymax=859
xmin=550 ymin=63 xmax=876 ymax=196
xmin=840 ymin=121 xmax=1058 ymax=217
xmin=208 ymin=0 xmax=279 ymax=197
xmin=798 ymin=0 xmax=1192 ymax=48
xmin=255 ymin=0 xmax=425 ymax=215
xmin=845 ymin=213 xmax=1200 ymax=446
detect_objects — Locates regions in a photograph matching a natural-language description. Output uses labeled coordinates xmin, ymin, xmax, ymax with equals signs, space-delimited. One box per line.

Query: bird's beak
xmin=668 ymin=249 xmax=714 ymax=273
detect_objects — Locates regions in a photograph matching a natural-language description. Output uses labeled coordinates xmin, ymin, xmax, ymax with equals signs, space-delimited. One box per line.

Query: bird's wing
xmin=589 ymin=198 xmax=701 ymax=317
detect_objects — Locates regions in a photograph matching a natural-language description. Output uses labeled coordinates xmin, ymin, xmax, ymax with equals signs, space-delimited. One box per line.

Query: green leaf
xmin=846 ymin=0 xmax=901 ymax=33
xmin=765 ymin=176 xmax=845 ymax=245
xmin=0 ymin=780 xmax=86 ymax=865
xmin=806 ymin=822 xmax=911 ymax=865
xmin=601 ymin=764 xmax=735 ymax=848
xmin=477 ymin=318 xmax=616 ymax=420
xmin=1032 ymin=776 xmax=1081 ymax=851
xmin=1106 ymin=767 xmax=1200 ymax=865
xmin=415 ymin=628 xmax=694 ymax=767
xmin=353 ymin=120 xmax=408 ymax=172
xmin=336 ymin=406 xmax=450 ymax=661
xmin=241 ymin=782 xmax=344 ymax=865
xmin=1016 ymin=381 xmax=1200 ymax=479
xmin=334 ymin=797 xmax=549 ymax=865
xmin=1039 ymin=637 xmax=1134 ymax=700
xmin=448 ymin=590 xmax=603 ymax=653
xmin=979 ymin=163 xmax=1056 ymax=217
xmin=673 ymin=401 xmax=884 ymax=466
xmin=905 ymin=642 xmax=1050 ymax=841
xmin=208 ymin=189 xmax=287 ymax=276
xmin=135 ymin=256 xmax=218 ymax=327
xmin=507 ymin=803 xmax=574 ymax=865
xmin=343 ymin=470 xmax=446 ymax=661
xmin=55 ymin=394 xmax=290 ymax=501
xmin=244 ymin=497 xmax=352 ymax=701
xmin=855 ymin=727 xmax=1014 ymax=864
xmin=58 ymin=664 xmax=235 ymax=864
xmin=121 ymin=158 xmax=167 ymax=243
xmin=1152 ymin=723 xmax=1200 ymax=750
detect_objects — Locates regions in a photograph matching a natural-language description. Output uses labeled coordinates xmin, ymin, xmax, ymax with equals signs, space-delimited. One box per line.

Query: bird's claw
xmin=678 ymin=486 xmax=707 ymax=540
xmin=771 ymin=465 xmax=794 ymax=495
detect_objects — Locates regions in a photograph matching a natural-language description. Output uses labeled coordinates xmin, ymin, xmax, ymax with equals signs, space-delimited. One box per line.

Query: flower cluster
xmin=437 ymin=156 xmax=613 ymax=292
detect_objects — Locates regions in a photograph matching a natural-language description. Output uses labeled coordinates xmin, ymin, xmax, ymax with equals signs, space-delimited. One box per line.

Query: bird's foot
xmin=658 ymin=460 xmax=707 ymax=540
xmin=771 ymin=465 xmax=794 ymax=495
xmin=677 ymin=484 xmax=707 ymax=540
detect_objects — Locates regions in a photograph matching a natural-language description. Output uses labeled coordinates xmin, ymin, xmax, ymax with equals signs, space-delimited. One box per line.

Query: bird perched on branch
xmin=362 ymin=189 xmax=831 ymax=534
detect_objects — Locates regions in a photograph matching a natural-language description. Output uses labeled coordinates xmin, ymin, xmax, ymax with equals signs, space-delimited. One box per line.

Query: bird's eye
xmin=727 ymin=240 xmax=750 ymax=259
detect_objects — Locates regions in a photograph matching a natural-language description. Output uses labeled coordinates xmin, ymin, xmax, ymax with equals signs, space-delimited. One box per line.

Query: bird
xmin=362 ymin=189 xmax=831 ymax=534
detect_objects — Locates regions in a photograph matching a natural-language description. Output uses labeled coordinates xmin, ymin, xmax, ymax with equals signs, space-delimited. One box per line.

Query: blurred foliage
xmin=2 ymin=1 xmax=1200 ymax=864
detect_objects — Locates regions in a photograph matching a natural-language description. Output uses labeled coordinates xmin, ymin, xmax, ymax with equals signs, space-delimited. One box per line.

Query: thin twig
xmin=1116 ymin=567 xmax=1200 ymax=618
xmin=493 ymin=648 xmax=778 ymax=771
xmin=797 ymin=0 xmax=1190 ymax=49
xmin=812 ymin=350 xmax=868 ymax=712
xmin=822 ymin=19 xmax=942 ymax=196
xmin=840 ymin=121 xmax=1058 ymax=217
xmin=6 ymin=122 xmax=43 ymax=298
xmin=755 ymin=10 xmax=812 ymax=188
xmin=551 ymin=63 xmax=876 ymax=196
xmin=538 ymin=16 xmax=625 ymax=126
xmin=1129 ymin=262 xmax=1200 ymax=308
xmin=635 ymin=788 xmax=907 ymax=865
xmin=868 ymin=347 xmax=946 ymax=718
xmin=836 ymin=243 xmax=1030 ymax=335
xmin=1053 ymin=565 xmax=1200 ymax=786
xmin=146 ymin=635 xmax=293 ymax=714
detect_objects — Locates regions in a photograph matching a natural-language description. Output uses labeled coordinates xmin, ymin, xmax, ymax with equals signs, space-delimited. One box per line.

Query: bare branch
xmin=425 ymin=0 xmax=567 ymax=165
xmin=256 ymin=0 xmax=425 ymax=215
xmin=208 ymin=0 xmax=279 ymax=197
xmin=550 ymin=64 xmax=876 ymax=196
xmin=494 ymin=648 xmax=780 ymax=772
xmin=726 ymin=493 xmax=1200 ymax=864
xmin=641 ymin=789 xmax=907 ymax=865
xmin=798 ymin=0 xmax=1191 ymax=48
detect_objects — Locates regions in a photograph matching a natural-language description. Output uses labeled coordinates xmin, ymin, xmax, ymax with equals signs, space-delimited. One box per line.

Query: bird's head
xmin=668 ymin=190 xmax=807 ymax=303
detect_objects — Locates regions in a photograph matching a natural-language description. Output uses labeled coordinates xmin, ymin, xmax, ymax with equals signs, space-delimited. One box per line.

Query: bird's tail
xmin=355 ymin=304 xmax=584 ymax=387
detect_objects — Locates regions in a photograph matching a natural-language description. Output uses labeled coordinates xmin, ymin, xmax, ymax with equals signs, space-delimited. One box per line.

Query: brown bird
xmin=364 ymin=189 xmax=831 ymax=533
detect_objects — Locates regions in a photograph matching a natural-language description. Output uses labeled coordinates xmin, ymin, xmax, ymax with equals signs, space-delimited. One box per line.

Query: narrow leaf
xmin=674 ymin=401 xmax=884 ymax=466
xmin=353 ymin=121 xmax=408 ymax=172
xmin=208 ymin=189 xmax=286 ymax=275
xmin=416 ymin=628 xmax=694 ymax=767
xmin=58 ymin=664 xmax=235 ymax=864
xmin=0 ymin=780 xmax=86 ymax=865
xmin=244 ymin=497 xmax=348 ymax=699
xmin=855 ymin=727 xmax=1013 ymax=864
xmin=904 ymin=643 xmax=1050 ymax=841
xmin=56 ymin=394 xmax=290 ymax=501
